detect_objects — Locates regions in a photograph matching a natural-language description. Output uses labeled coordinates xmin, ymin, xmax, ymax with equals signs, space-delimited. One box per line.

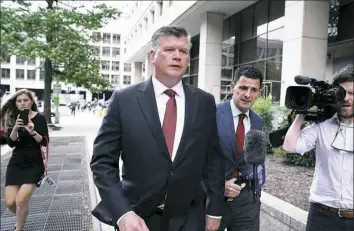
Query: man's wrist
xmin=116 ymin=211 xmax=134 ymax=227
xmin=206 ymin=215 xmax=222 ymax=219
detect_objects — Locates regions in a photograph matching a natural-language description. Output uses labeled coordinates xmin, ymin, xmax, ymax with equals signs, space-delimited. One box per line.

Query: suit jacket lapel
xmin=137 ymin=78 xmax=170 ymax=159
xmin=172 ymin=82 xmax=198 ymax=167
xmin=220 ymin=101 xmax=237 ymax=163
xmin=250 ymin=110 xmax=260 ymax=130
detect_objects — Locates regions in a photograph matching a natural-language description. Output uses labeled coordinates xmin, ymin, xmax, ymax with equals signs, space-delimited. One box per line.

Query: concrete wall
xmin=260 ymin=192 xmax=308 ymax=231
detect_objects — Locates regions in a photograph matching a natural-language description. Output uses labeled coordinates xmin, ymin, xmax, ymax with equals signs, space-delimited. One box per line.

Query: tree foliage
xmin=1 ymin=0 xmax=120 ymax=121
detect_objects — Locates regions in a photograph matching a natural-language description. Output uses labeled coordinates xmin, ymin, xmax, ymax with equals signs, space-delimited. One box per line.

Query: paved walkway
xmin=0 ymin=136 xmax=94 ymax=231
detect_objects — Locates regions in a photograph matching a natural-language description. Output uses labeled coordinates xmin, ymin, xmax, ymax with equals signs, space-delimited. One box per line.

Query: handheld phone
xmin=37 ymin=175 xmax=55 ymax=187
xmin=18 ymin=109 xmax=29 ymax=125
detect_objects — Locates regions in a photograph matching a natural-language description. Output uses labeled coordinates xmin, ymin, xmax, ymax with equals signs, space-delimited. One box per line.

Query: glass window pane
xmin=254 ymin=0 xmax=269 ymax=36
xmin=221 ymin=68 xmax=233 ymax=80
xmin=267 ymin=28 xmax=283 ymax=58
xmin=190 ymin=58 xmax=199 ymax=75
xmin=222 ymin=18 xmax=230 ymax=42
xmin=266 ymin=57 xmax=282 ymax=81
xmin=191 ymin=35 xmax=199 ymax=58
xmin=270 ymin=82 xmax=281 ymax=101
xmin=241 ymin=6 xmax=254 ymax=41
xmin=233 ymin=13 xmax=242 ymax=44
xmin=239 ymin=36 xmax=266 ymax=64
xmin=338 ymin=1 xmax=354 ymax=41
xmin=268 ymin=0 xmax=285 ymax=31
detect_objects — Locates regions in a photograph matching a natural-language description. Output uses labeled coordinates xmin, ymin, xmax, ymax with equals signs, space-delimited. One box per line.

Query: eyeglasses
xmin=331 ymin=124 xmax=353 ymax=152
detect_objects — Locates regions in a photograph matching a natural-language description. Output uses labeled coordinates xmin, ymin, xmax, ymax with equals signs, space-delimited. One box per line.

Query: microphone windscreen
xmin=244 ymin=130 xmax=267 ymax=165
xmin=294 ymin=75 xmax=312 ymax=85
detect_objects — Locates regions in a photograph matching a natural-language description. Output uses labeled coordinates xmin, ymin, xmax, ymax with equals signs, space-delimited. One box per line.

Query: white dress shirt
xmin=152 ymin=76 xmax=185 ymax=161
xmin=230 ymin=100 xmax=251 ymax=134
xmin=296 ymin=114 xmax=353 ymax=209
xmin=118 ymin=77 xmax=220 ymax=225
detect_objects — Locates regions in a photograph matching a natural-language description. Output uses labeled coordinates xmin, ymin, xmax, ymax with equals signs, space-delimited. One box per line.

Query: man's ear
xmin=229 ymin=82 xmax=235 ymax=91
xmin=149 ymin=49 xmax=155 ymax=64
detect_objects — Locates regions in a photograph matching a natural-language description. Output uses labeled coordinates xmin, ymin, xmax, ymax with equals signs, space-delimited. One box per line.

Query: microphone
xmin=244 ymin=130 xmax=267 ymax=200
xmin=294 ymin=75 xmax=314 ymax=85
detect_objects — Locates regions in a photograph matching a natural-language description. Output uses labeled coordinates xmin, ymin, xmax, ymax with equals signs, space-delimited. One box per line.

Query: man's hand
xmin=205 ymin=216 xmax=221 ymax=231
xmin=224 ymin=178 xmax=246 ymax=198
xmin=117 ymin=212 xmax=150 ymax=231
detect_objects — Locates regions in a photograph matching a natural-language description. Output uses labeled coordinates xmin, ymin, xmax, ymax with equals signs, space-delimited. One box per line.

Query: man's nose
xmin=172 ymin=50 xmax=181 ymax=60
xmin=244 ymin=90 xmax=251 ymax=98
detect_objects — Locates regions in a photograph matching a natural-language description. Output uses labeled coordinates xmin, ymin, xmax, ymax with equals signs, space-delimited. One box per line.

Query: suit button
xmin=169 ymin=171 xmax=174 ymax=176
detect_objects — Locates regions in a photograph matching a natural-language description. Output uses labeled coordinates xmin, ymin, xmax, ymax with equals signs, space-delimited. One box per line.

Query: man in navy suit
xmin=216 ymin=65 xmax=265 ymax=231
xmin=90 ymin=25 xmax=225 ymax=231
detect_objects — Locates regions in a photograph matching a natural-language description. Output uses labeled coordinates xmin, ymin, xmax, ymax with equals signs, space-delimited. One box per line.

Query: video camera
xmin=269 ymin=75 xmax=346 ymax=148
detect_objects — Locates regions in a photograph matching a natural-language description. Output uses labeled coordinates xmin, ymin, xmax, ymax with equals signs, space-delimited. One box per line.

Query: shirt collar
xmin=152 ymin=76 xmax=184 ymax=98
xmin=229 ymin=100 xmax=250 ymax=120
xmin=331 ymin=113 xmax=354 ymax=128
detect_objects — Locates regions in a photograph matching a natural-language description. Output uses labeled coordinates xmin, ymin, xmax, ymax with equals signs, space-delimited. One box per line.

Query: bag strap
xmin=40 ymin=136 xmax=49 ymax=176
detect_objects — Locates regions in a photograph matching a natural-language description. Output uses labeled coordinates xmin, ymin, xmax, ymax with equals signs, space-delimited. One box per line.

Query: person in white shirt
xmin=283 ymin=64 xmax=354 ymax=231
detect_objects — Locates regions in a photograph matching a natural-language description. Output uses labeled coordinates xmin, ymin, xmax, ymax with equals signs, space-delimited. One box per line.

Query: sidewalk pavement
xmin=0 ymin=136 xmax=94 ymax=231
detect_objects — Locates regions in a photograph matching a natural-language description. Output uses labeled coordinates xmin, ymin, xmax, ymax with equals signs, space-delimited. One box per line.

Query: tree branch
xmin=52 ymin=68 xmax=66 ymax=75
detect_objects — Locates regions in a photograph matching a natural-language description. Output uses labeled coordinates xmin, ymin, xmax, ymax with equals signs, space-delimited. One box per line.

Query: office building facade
xmin=123 ymin=0 xmax=353 ymax=105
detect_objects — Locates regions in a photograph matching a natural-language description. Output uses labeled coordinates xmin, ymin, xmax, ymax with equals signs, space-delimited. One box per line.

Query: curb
xmin=83 ymin=136 xmax=102 ymax=231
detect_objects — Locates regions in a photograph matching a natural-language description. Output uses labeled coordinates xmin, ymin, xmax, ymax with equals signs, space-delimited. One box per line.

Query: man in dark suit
xmin=216 ymin=66 xmax=265 ymax=231
xmin=90 ymin=25 xmax=225 ymax=231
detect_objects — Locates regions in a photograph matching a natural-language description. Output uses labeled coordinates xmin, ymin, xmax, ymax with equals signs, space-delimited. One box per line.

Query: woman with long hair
xmin=0 ymin=89 xmax=49 ymax=231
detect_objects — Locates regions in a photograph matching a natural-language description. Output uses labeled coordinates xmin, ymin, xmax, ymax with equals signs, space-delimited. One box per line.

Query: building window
xmin=103 ymin=33 xmax=111 ymax=44
xmin=27 ymin=59 xmax=36 ymax=66
xmin=92 ymin=46 xmax=100 ymax=56
xmin=101 ymin=61 xmax=110 ymax=71
xmin=112 ymin=74 xmax=120 ymax=84
xmin=123 ymin=75 xmax=131 ymax=85
xmin=1 ymin=55 xmax=11 ymax=64
xmin=16 ymin=56 xmax=25 ymax=64
xmin=40 ymin=69 xmax=44 ymax=80
xmin=102 ymin=47 xmax=111 ymax=57
xmin=27 ymin=70 xmax=36 ymax=80
xmin=102 ymin=74 xmax=109 ymax=80
xmin=112 ymin=61 xmax=120 ymax=71
xmin=1 ymin=68 xmax=10 ymax=79
xmin=16 ymin=69 xmax=25 ymax=79
xmin=112 ymin=48 xmax=120 ymax=57
xmin=113 ymin=34 xmax=120 ymax=44
xmin=221 ymin=0 xmax=285 ymax=101
xmin=183 ymin=35 xmax=199 ymax=85
xmin=124 ymin=63 xmax=131 ymax=72
xmin=92 ymin=32 xmax=101 ymax=42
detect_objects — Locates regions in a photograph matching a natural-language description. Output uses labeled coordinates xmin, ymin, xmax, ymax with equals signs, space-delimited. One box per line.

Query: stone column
xmin=132 ymin=62 xmax=143 ymax=84
xmin=197 ymin=12 xmax=224 ymax=103
xmin=280 ymin=0 xmax=330 ymax=105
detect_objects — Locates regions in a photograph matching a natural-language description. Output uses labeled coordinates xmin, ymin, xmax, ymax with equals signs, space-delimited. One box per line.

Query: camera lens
xmin=285 ymin=86 xmax=313 ymax=110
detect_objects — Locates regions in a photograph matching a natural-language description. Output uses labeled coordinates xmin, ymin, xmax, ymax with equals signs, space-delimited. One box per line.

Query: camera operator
xmin=283 ymin=65 xmax=353 ymax=231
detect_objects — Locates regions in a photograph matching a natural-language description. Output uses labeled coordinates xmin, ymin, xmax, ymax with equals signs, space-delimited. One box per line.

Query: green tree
xmin=1 ymin=0 xmax=120 ymax=122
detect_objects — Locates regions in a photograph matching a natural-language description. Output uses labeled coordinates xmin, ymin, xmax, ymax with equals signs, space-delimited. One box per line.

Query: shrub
xmin=284 ymin=150 xmax=316 ymax=167
xmin=271 ymin=104 xmax=316 ymax=167
xmin=252 ymin=95 xmax=274 ymax=154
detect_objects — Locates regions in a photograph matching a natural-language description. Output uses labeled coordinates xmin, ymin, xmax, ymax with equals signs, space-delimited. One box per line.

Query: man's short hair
xmin=332 ymin=64 xmax=354 ymax=86
xmin=233 ymin=65 xmax=264 ymax=87
xmin=151 ymin=25 xmax=191 ymax=51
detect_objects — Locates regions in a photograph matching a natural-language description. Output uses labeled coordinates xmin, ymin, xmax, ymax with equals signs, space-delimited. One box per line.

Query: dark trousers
xmin=218 ymin=187 xmax=260 ymax=231
xmin=306 ymin=203 xmax=354 ymax=231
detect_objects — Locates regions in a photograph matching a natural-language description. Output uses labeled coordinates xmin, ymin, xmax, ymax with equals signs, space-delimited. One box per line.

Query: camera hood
xmin=285 ymin=86 xmax=314 ymax=110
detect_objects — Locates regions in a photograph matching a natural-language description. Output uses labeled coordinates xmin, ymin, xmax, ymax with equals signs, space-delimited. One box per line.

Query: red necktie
xmin=162 ymin=89 xmax=177 ymax=158
xmin=235 ymin=114 xmax=245 ymax=160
